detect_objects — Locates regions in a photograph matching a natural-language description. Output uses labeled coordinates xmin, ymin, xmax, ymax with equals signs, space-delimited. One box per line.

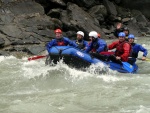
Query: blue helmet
xmin=118 ymin=32 xmax=125 ymax=37
xmin=128 ymin=34 xmax=135 ymax=39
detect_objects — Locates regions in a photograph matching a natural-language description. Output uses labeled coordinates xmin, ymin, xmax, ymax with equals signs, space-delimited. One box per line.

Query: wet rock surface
xmin=0 ymin=0 xmax=149 ymax=56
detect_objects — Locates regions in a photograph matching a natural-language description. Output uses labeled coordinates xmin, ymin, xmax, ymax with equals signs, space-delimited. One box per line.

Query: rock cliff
xmin=0 ymin=0 xmax=149 ymax=56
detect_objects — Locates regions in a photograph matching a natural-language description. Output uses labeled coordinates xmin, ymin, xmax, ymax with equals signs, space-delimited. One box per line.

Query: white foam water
xmin=0 ymin=37 xmax=150 ymax=113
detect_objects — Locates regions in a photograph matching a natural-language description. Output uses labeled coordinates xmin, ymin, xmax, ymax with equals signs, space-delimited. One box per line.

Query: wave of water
xmin=0 ymin=37 xmax=150 ymax=113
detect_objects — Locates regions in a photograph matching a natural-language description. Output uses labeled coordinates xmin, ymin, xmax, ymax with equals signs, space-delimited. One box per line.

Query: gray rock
xmin=9 ymin=1 xmax=44 ymax=15
xmin=51 ymin=18 xmax=63 ymax=29
xmin=0 ymin=24 xmax=22 ymax=38
xmin=74 ymin=0 xmax=98 ymax=8
xmin=60 ymin=10 xmax=77 ymax=31
xmin=114 ymin=0 xmax=121 ymax=4
xmin=12 ymin=46 xmax=26 ymax=52
xmin=18 ymin=15 xmax=54 ymax=28
xmin=88 ymin=5 xmax=107 ymax=22
xmin=120 ymin=0 xmax=150 ymax=19
xmin=27 ymin=45 xmax=46 ymax=55
xmin=51 ymin=0 xmax=66 ymax=7
xmin=30 ymin=33 xmax=51 ymax=43
xmin=131 ymin=9 xmax=142 ymax=17
xmin=0 ymin=13 xmax=14 ymax=23
xmin=136 ymin=14 xmax=148 ymax=23
xmin=33 ymin=29 xmax=53 ymax=37
xmin=103 ymin=0 xmax=117 ymax=16
xmin=67 ymin=2 xmax=106 ymax=39
xmin=11 ymin=36 xmax=40 ymax=45
xmin=0 ymin=50 xmax=10 ymax=56
xmin=47 ymin=8 xmax=61 ymax=19
xmin=102 ymin=28 xmax=112 ymax=34
xmin=127 ymin=21 xmax=142 ymax=36
xmin=116 ymin=6 xmax=131 ymax=18
xmin=141 ymin=28 xmax=149 ymax=34
xmin=1 ymin=0 xmax=14 ymax=4
xmin=0 ymin=38 xmax=5 ymax=47
xmin=65 ymin=31 xmax=76 ymax=40
xmin=122 ymin=18 xmax=131 ymax=23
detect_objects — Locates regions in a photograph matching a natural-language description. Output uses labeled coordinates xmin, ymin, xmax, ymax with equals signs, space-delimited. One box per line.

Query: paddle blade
xmin=146 ymin=58 xmax=150 ymax=61
xmin=28 ymin=55 xmax=46 ymax=61
xmin=122 ymin=62 xmax=134 ymax=73
xmin=137 ymin=58 xmax=150 ymax=62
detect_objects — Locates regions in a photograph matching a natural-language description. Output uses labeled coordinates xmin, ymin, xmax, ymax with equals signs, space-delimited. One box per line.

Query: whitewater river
xmin=0 ymin=37 xmax=150 ymax=113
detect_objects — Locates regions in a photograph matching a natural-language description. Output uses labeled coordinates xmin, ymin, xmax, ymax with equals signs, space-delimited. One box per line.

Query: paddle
xmin=110 ymin=55 xmax=134 ymax=73
xmin=137 ymin=58 xmax=150 ymax=61
xmin=28 ymin=55 xmax=46 ymax=61
xmin=121 ymin=61 xmax=134 ymax=73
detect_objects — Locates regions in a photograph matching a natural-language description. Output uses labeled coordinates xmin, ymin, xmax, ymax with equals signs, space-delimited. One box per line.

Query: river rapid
xmin=0 ymin=37 xmax=150 ymax=113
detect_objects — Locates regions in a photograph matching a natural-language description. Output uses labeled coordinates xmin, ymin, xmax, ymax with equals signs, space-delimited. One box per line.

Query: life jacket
xmin=56 ymin=38 xmax=66 ymax=46
xmin=91 ymin=41 xmax=99 ymax=52
xmin=115 ymin=41 xmax=131 ymax=56
xmin=130 ymin=43 xmax=138 ymax=58
xmin=76 ymin=40 xmax=84 ymax=49
xmin=91 ymin=40 xmax=107 ymax=52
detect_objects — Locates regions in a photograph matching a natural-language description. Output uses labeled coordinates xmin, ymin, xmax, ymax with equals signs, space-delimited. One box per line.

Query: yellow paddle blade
xmin=145 ymin=58 xmax=150 ymax=61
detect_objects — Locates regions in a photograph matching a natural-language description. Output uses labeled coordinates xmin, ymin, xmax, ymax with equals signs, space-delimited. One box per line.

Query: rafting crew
xmin=128 ymin=34 xmax=148 ymax=64
xmin=47 ymin=28 xmax=148 ymax=65
xmin=73 ymin=31 xmax=88 ymax=50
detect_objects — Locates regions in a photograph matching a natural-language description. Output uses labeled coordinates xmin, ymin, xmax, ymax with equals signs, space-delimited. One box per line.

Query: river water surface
xmin=0 ymin=37 xmax=150 ymax=113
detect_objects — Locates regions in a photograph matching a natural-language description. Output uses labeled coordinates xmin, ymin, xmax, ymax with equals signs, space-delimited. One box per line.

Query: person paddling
xmin=85 ymin=31 xmax=107 ymax=53
xmin=128 ymin=34 xmax=148 ymax=64
xmin=46 ymin=29 xmax=78 ymax=52
xmin=108 ymin=32 xmax=131 ymax=64
xmin=85 ymin=31 xmax=107 ymax=61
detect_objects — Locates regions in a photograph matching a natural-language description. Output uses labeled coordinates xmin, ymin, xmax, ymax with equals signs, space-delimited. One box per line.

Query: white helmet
xmin=89 ymin=31 xmax=98 ymax=38
xmin=77 ymin=31 xmax=84 ymax=37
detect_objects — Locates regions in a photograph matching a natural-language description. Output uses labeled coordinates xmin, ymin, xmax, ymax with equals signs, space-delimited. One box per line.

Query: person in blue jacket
xmin=85 ymin=31 xmax=107 ymax=53
xmin=46 ymin=29 xmax=78 ymax=52
xmin=73 ymin=31 xmax=88 ymax=50
xmin=128 ymin=34 xmax=148 ymax=64
xmin=85 ymin=31 xmax=107 ymax=61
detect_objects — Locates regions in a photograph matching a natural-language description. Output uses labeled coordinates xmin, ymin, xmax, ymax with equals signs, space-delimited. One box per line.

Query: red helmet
xmin=54 ymin=29 xmax=62 ymax=34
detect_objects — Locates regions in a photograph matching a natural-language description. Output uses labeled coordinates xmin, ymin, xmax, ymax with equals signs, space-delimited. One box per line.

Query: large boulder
xmin=73 ymin=0 xmax=100 ymax=8
xmin=103 ymin=0 xmax=117 ymax=16
xmin=88 ymin=5 xmax=107 ymax=23
xmin=0 ymin=38 xmax=5 ymax=48
xmin=0 ymin=24 xmax=22 ymax=38
xmin=119 ymin=0 xmax=150 ymax=19
xmin=67 ymin=2 xmax=106 ymax=39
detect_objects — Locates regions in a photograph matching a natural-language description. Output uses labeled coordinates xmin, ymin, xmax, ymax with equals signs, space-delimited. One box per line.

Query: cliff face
xmin=119 ymin=0 xmax=150 ymax=19
xmin=0 ymin=0 xmax=149 ymax=56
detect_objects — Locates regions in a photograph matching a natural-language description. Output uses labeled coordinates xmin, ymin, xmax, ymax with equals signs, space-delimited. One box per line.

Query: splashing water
xmin=0 ymin=37 xmax=150 ymax=113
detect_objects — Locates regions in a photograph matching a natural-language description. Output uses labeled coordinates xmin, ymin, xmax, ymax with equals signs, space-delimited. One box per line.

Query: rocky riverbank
xmin=0 ymin=0 xmax=149 ymax=56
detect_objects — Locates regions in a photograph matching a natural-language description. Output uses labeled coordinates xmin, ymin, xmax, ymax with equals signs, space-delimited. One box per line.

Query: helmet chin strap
xmin=92 ymin=37 xmax=97 ymax=42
